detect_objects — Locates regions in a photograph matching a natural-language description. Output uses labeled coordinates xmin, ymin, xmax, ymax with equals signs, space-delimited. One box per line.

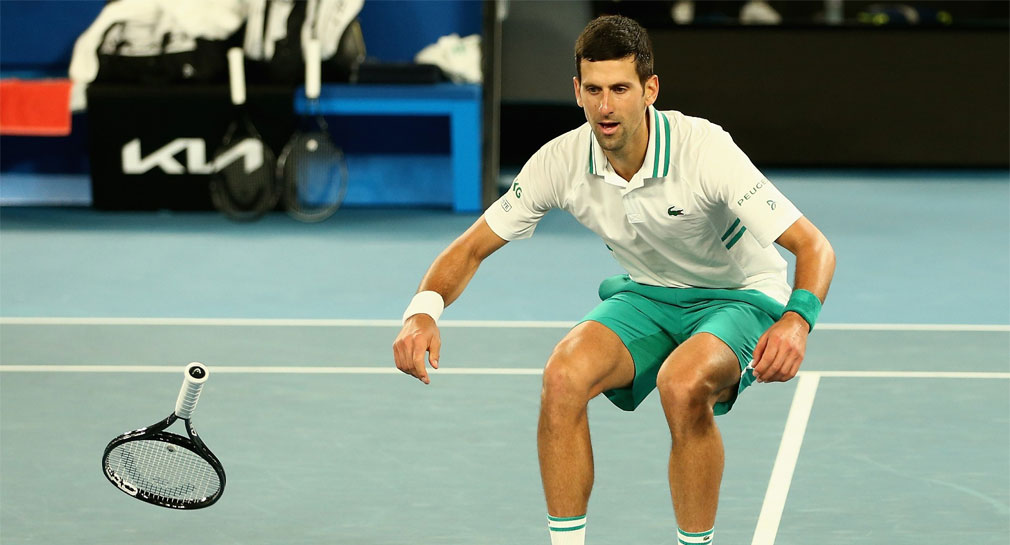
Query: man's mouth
xmin=598 ymin=121 xmax=619 ymax=136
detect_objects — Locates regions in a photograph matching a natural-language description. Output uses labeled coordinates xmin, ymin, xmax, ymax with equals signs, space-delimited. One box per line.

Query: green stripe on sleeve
xmin=721 ymin=219 xmax=741 ymax=241
xmin=725 ymin=226 xmax=747 ymax=249
xmin=588 ymin=138 xmax=594 ymax=174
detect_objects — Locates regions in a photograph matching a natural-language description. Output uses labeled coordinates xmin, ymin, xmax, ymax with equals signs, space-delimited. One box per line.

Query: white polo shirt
xmin=483 ymin=105 xmax=802 ymax=304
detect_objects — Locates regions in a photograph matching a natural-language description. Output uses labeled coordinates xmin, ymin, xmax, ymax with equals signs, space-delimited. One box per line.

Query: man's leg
xmin=538 ymin=320 xmax=636 ymax=516
xmin=655 ymin=332 xmax=741 ymax=535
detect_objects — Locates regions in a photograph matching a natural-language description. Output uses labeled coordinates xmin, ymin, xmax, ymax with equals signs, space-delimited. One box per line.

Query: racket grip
xmin=304 ymin=39 xmax=321 ymax=100
xmin=175 ymin=362 xmax=210 ymax=419
xmin=227 ymin=48 xmax=246 ymax=106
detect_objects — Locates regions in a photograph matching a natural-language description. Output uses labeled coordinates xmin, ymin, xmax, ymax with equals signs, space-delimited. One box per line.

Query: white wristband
xmin=402 ymin=291 xmax=445 ymax=324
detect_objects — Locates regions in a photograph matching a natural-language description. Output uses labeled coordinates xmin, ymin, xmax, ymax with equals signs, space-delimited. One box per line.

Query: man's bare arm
xmin=393 ymin=217 xmax=508 ymax=384
xmin=777 ymin=216 xmax=835 ymax=305
xmin=752 ymin=216 xmax=836 ymax=383
xmin=413 ymin=217 xmax=508 ymax=309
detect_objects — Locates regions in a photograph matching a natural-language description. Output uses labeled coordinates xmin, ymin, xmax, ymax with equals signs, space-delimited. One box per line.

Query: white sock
xmin=548 ymin=514 xmax=586 ymax=545
xmin=678 ymin=527 xmax=714 ymax=544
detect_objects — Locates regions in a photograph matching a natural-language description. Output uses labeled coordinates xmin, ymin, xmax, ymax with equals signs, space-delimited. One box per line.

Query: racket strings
xmin=107 ymin=439 xmax=221 ymax=502
xmin=218 ymin=162 xmax=279 ymax=208
xmin=282 ymin=132 xmax=347 ymax=221
xmin=210 ymin=131 xmax=280 ymax=221
xmin=294 ymin=150 xmax=342 ymax=206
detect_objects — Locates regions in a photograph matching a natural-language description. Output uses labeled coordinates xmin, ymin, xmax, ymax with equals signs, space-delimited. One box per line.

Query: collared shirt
xmin=483 ymin=105 xmax=802 ymax=303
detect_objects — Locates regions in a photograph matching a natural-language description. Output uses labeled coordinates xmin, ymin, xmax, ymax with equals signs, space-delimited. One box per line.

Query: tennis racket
xmin=277 ymin=37 xmax=348 ymax=223
xmin=102 ymin=362 xmax=225 ymax=510
xmin=209 ymin=48 xmax=281 ymax=221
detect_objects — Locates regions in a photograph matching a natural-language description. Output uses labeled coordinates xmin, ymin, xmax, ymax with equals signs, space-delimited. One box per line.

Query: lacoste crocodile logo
xmin=667 ymin=206 xmax=684 ymax=216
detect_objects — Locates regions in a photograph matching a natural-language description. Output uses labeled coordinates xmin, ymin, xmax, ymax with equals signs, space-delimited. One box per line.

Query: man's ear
xmin=644 ymin=74 xmax=659 ymax=107
xmin=573 ymin=76 xmax=583 ymax=108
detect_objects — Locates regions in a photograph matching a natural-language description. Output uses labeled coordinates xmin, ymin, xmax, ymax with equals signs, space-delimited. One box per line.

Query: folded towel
xmin=0 ymin=78 xmax=73 ymax=136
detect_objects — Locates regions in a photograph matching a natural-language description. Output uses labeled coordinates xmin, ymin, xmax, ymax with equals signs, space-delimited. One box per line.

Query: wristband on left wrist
xmin=782 ymin=289 xmax=821 ymax=332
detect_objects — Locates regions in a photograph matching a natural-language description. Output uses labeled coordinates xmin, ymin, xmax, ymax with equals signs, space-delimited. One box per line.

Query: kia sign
xmin=121 ymin=138 xmax=264 ymax=175
xmin=87 ymin=83 xmax=293 ymax=210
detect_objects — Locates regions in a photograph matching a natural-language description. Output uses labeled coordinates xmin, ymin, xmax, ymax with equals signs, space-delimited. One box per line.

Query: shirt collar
xmin=587 ymin=104 xmax=672 ymax=184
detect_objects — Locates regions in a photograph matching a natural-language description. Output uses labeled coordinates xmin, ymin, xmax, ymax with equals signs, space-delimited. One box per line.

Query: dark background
xmin=499 ymin=1 xmax=1009 ymax=169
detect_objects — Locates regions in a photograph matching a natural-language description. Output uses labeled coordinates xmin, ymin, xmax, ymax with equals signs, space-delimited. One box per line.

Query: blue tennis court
xmin=1 ymin=171 xmax=1008 ymax=544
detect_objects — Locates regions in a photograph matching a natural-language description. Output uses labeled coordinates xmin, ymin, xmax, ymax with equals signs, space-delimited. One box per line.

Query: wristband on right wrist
xmin=401 ymin=291 xmax=445 ymax=324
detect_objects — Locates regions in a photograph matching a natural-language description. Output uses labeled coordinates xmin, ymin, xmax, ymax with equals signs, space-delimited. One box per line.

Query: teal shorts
xmin=580 ymin=275 xmax=785 ymax=415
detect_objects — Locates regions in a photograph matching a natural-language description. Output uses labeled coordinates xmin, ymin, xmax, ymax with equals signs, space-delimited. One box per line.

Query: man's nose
xmin=598 ymin=91 xmax=614 ymax=114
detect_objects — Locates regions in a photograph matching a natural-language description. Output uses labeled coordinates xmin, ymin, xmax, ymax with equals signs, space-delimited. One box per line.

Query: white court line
xmin=0 ymin=365 xmax=546 ymax=375
xmin=0 ymin=317 xmax=1008 ymax=332
xmin=815 ymin=370 xmax=1010 ymax=379
xmin=815 ymin=323 xmax=1010 ymax=332
xmin=0 ymin=317 xmax=407 ymax=327
xmin=0 ymin=366 xmax=1008 ymax=379
xmin=751 ymin=373 xmax=821 ymax=545
xmin=0 ymin=317 xmax=560 ymax=328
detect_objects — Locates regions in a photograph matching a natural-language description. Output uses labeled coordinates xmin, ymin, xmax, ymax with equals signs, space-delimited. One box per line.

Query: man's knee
xmin=656 ymin=366 xmax=716 ymax=412
xmin=541 ymin=323 xmax=633 ymax=410
xmin=541 ymin=342 xmax=595 ymax=409
xmin=656 ymin=335 xmax=740 ymax=414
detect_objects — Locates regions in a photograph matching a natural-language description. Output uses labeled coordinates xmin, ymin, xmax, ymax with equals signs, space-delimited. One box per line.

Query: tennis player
xmin=393 ymin=15 xmax=835 ymax=545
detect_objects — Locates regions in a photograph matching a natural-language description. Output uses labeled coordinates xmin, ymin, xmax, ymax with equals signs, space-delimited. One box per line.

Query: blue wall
xmin=357 ymin=0 xmax=482 ymax=62
xmin=0 ymin=0 xmax=482 ymax=75
xmin=0 ymin=0 xmax=103 ymax=76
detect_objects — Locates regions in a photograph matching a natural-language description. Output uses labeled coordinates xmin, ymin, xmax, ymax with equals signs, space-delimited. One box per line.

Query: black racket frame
xmin=102 ymin=413 xmax=226 ymax=510
xmin=208 ymin=112 xmax=281 ymax=222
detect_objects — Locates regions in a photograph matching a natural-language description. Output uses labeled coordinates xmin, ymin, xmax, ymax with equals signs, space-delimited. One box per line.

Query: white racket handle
xmin=175 ymin=362 xmax=210 ymax=419
xmin=304 ymin=38 xmax=321 ymax=100
xmin=227 ymin=48 xmax=246 ymax=106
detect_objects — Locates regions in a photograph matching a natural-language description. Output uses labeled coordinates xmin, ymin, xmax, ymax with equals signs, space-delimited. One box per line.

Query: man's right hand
xmin=393 ymin=314 xmax=442 ymax=385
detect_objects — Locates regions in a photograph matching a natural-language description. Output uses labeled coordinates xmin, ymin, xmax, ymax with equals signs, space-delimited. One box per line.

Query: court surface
xmin=1 ymin=171 xmax=1008 ymax=544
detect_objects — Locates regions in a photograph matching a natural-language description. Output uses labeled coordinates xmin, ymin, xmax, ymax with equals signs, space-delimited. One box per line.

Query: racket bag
xmin=242 ymin=0 xmax=366 ymax=84
xmin=71 ymin=0 xmax=244 ymax=94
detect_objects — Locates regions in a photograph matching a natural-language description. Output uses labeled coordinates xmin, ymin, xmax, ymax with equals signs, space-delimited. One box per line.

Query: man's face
xmin=574 ymin=56 xmax=658 ymax=153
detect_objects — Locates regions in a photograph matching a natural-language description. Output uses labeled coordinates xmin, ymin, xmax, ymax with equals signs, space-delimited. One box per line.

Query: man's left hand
xmin=751 ymin=312 xmax=809 ymax=383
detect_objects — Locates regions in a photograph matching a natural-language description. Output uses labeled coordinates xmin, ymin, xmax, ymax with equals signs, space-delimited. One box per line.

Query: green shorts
xmin=580 ymin=275 xmax=785 ymax=415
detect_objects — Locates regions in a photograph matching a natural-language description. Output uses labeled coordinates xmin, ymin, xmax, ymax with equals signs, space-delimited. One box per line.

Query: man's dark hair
xmin=574 ymin=15 xmax=654 ymax=85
